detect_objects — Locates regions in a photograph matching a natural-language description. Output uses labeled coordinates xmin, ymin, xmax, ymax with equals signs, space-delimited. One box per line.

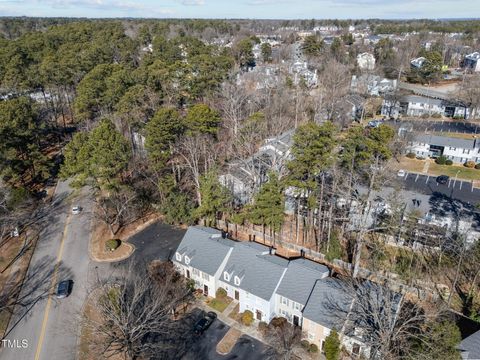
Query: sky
xmin=0 ymin=0 xmax=478 ymax=20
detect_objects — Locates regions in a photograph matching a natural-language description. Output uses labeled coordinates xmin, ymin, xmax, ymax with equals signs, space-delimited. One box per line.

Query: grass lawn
xmin=390 ymin=157 xmax=425 ymax=173
xmin=206 ymin=296 xmax=232 ymax=313
xmin=429 ymin=163 xmax=480 ymax=181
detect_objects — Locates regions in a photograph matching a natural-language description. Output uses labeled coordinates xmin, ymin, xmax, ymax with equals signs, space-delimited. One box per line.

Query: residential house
xmin=407 ymin=134 xmax=480 ymax=164
xmin=356 ymin=52 xmax=376 ymax=70
xmin=351 ymin=74 xmax=397 ymax=96
xmin=302 ymin=278 xmax=370 ymax=358
xmin=274 ymin=258 xmax=329 ymax=327
xmin=172 ymin=226 xmax=234 ymax=297
xmin=381 ymin=95 xmax=468 ymax=119
xmin=410 ymin=57 xmax=426 ymax=69
xmin=458 ymin=329 xmax=480 ymax=359
xmin=289 ymin=60 xmax=318 ymax=87
xmin=217 ymin=241 xmax=288 ymax=323
xmin=365 ymin=34 xmax=382 ymax=45
xmin=462 ymin=52 xmax=480 ymax=72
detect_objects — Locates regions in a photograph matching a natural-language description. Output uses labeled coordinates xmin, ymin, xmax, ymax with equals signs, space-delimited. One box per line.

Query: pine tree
xmin=324 ymin=329 xmax=340 ymax=360
xmin=195 ymin=170 xmax=231 ymax=226
xmin=249 ymin=172 xmax=285 ymax=238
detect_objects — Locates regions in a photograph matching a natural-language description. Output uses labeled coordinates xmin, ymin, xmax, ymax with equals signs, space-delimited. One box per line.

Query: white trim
xmin=175 ymin=252 xmax=182 ymax=261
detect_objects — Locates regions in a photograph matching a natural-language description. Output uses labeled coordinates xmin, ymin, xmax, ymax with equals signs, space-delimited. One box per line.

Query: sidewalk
xmin=196 ymin=299 xmax=265 ymax=343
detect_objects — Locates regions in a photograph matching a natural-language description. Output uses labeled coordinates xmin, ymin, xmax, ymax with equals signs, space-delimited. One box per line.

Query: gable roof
xmin=221 ymin=242 xmax=288 ymax=301
xmin=414 ymin=134 xmax=479 ymax=150
xmin=276 ymin=258 xmax=329 ymax=306
xmin=458 ymin=329 xmax=480 ymax=359
xmin=302 ymin=278 xmax=353 ymax=330
xmin=173 ymin=226 xmax=234 ymax=276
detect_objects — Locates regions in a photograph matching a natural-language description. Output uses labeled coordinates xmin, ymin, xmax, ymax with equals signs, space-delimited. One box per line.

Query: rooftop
xmin=413 ymin=134 xmax=479 ymax=150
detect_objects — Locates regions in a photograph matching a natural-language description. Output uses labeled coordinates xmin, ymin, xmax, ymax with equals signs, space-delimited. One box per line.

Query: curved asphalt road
xmin=0 ymin=180 xmax=95 ymax=360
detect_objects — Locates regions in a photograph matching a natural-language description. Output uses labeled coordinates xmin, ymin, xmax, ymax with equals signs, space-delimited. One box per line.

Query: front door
xmin=186 ymin=269 xmax=190 ymax=279
xmin=204 ymin=285 xmax=209 ymax=296
xmin=293 ymin=315 xmax=299 ymax=326
xmin=235 ymin=290 xmax=239 ymax=300
xmin=256 ymin=310 xmax=262 ymax=321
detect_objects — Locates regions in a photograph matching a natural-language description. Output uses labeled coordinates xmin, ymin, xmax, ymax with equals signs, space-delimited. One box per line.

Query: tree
xmin=330 ymin=37 xmax=345 ymax=61
xmin=195 ymin=170 xmax=231 ymax=226
xmin=414 ymin=320 xmax=462 ymax=360
xmin=301 ymin=35 xmax=323 ymax=57
xmin=265 ymin=317 xmax=302 ymax=360
xmin=61 ymin=119 xmax=130 ymax=188
xmin=184 ymin=103 xmax=221 ymax=136
xmin=0 ymin=97 xmax=49 ymax=186
xmin=420 ymin=50 xmax=443 ymax=83
xmin=324 ymin=329 xmax=341 ymax=360
xmin=261 ymin=42 xmax=272 ymax=62
xmin=145 ymin=107 xmax=183 ymax=171
xmin=83 ymin=261 xmax=193 ymax=360
xmin=249 ymin=172 xmax=285 ymax=241
xmin=234 ymin=38 xmax=255 ymax=70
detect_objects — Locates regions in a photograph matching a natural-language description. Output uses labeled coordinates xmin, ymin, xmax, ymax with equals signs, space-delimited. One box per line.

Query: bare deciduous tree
xmin=265 ymin=317 xmax=302 ymax=360
xmin=83 ymin=262 xmax=194 ymax=360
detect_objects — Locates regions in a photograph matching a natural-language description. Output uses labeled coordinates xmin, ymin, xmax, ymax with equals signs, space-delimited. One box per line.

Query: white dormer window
xmin=223 ymin=272 xmax=230 ymax=281
xmin=234 ymin=276 xmax=241 ymax=286
xmin=175 ymin=252 xmax=182 ymax=261
xmin=184 ymin=256 xmax=190 ymax=265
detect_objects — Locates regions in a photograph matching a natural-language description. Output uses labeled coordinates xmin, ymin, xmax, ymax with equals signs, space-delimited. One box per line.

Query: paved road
xmin=1 ymin=181 xmax=95 ymax=360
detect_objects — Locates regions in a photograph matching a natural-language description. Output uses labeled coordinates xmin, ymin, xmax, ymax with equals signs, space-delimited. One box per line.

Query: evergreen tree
xmin=324 ymin=329 xmax=341 ymax=360
xmin=249 ymin=172 xmax=285 ymax=235
xmin=184 ymin=103 xmax=220 ymax=136
xmin=261 ymin=43 xmax=272 ymax=62
xmin=301 ymin=35 xmax=323 ymax=57
xmin=195 ymin=170 xmax=231 ymax=226
xmin=145 ymin=107 xmax=183 ymax=170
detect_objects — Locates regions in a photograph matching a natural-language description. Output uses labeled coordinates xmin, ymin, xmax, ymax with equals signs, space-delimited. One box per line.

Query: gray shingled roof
xmin=276 ymin=258 xmax=329 ymax=306
xmin=221 ymin=242 xmax=288 ymax=301
xmin=302 ymin=278 xmax=353 ymax=330
xmin=414 ymin=134 xmax=479 ymax=150
xmin=458 ymin=329 xmax=480 ymax=359
xmin=173 ymin=226 xmax=234 ymax=276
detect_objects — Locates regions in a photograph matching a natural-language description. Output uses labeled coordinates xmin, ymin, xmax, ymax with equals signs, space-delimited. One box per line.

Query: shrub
xmin=416 ymin=156 xmax=426 ymax=160
xmin=476 ymin=163 xmax=480 ymax=170
xmin=406 ymin=152 xmax=416 ymax=159
xmin=258 ymin=321 xmax=268 ymax=334
xmin=445 ymin=160 xmax=453 ymax=165
xmin=241 ymin=310 xmax=254 ymax=326
xmin=324 ymin=329 xmax=341 ymax=360
xmin=431 ymin=113 xmax=442 ymax=118
xmin=309 ymin=343 xmax=319 ymax=353
xmin=435 ymin=155 xmax=447 ymax=165
xmin=216 ymin=287 xmax=227 ymax=299
xmin=105 ymin=239 xmax=121 ymax=251
xmin=300 ymin=340 xmax=310 ymax=349
xmin=270 ymin=316 xmax=287 ymax=328
xmin=465 ymin=160 xmax=476 ymax=168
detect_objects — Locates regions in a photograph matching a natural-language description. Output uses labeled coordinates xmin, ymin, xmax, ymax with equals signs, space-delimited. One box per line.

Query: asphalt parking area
xmin=396 ymin=172 xmax=480 ymax=205
xmin=183 ymin=316 xmax=275 ymax=360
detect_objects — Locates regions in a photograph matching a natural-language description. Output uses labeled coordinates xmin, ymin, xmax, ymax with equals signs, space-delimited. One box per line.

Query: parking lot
xmin=396 ymin=172 xmax=480 ymax=205
xmin=183 ymin=314 xmax=274 ymax=360
xmin=386 ymin=119 xmax=480 ymax=135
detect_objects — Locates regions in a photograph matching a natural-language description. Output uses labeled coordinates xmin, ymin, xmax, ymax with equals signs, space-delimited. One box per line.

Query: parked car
xmin=397 ymin=169 xmax=406 ymax=177
xmin=71 ymin=206 xmax=81 ymax=214
xmin=194 ymin=311 xmax=217 ymax=334
xmin=436 ymin=175 xmax=449 ymax=185
xmin=56 ymin=280 xmax=73 ymax=298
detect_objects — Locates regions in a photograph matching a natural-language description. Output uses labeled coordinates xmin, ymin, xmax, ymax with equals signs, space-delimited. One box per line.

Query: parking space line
xmin=426 ymin=175 xmax=429 ymax=184
xmin=459 ymin=181 xmax=463 ymax=190
xmin=415 ymin=174 xmax=419 ymax=182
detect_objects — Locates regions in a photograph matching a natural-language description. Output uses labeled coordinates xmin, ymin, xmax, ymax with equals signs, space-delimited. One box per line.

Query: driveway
xmin=183 ymin=312 xmax=274 ymax=360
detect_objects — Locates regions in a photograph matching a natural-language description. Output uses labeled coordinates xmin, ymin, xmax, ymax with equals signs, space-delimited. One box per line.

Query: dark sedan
xmin=194 ymin=311 xmax=217 ymax=335
xmin=56 ymin=280 xmax=73 ymax=299
xmin=436 ymin=175 xmax=450 ymax=185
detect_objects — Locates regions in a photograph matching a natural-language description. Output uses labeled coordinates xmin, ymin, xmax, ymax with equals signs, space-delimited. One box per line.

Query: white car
xmin=72 ymin=206 xmax=81 ymax=214
xmin=397 ymin=169 xmax=406 ymax=177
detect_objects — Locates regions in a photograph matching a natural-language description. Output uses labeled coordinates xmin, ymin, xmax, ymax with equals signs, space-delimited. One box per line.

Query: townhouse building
xmin=171 ymin=226 xmax=374 ymax=357
xmin=463 ymin=52 xmax=480 ymax=72
xmin=172 ymin=226 xmax=234 ymax=297
xmin=407 ymin=134 xmax=480 ymax=164
xmin=217 ymin=241 xmax=288 ymax=323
